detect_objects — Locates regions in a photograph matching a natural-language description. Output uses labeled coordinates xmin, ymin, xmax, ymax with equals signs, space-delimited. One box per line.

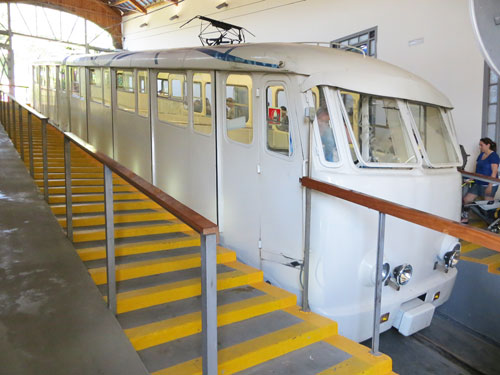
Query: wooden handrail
xmin=3 ymin=92 xmax=48 ymax=120
xmin=459 ymin=169 xmax=500 ymax=185
xmin=65 ymin=132 xmax=218 ymax=236
xmin=301 ymin=176 xmax=500 ymax=252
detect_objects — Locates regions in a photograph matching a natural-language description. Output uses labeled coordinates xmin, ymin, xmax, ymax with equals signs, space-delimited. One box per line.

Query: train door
xmin=151 ymin=70 xmax=217 ymax=222
xmin=257 ymin=75 xmax=304 ymax=292
xmin=58 ymin=66 xmax=70 ymax=132
xmin=88 ymin=68 xmax=113 ymax=157
xmin=216 ymin=72 xmax=261 ymax=268
xmin=112 ymin=68 xmax=152 ymax=181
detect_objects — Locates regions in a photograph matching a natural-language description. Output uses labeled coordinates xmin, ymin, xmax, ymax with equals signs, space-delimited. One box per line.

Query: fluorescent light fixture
xmin=139 ymin=22 xmax=148 ymax=28
xmin=216 ymin=2 xmax=228 ymax=9
xmin=170 ymin=14 xmax=179 ymax=21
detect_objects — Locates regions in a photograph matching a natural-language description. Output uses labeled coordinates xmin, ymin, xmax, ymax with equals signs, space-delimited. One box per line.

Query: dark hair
xmin=480 ymin=137 xmax=497 ymax=152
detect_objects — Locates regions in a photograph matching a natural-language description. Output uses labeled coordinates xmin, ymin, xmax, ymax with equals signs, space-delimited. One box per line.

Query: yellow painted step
xmin=59 ymin=211 xmax=174 ymax=228
xmin=48 ymin=192 xmax=146 ymax=204
xmin=34 ymin=167 xmax=104 ymax=174
xmin=35 ymin=172 xmax=105 ymax=179
xmin=73 ymin=221 xmax=189 ymax=243
xmin=77 ymin=234 xmax=199 ymax=261
xmin=318 ymin=335 xmax=393 ymax=375
xmin=36 ymin=178 xmax=123 ymax=187
xmin=125 ymin=281 xmax=296 ymax=351
xmin=152 ymin=306 xmax=337 ymax=375
xmin=90 ymin=247 xmax=236 ymax=285
xmin=115 ymin=262 xmax=263 ymax=314
xmin=50 ymin=200 xmax=160 ymax=215
xmin=50 ymin=185 xmax=137 ymax=195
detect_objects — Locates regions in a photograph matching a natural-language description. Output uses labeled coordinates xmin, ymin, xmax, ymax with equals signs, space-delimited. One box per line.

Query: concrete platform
xmin=0 ymin=127 xmax=148 ymax=375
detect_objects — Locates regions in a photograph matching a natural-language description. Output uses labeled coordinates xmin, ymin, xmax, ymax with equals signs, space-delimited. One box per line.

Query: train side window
xmin=90 ymin=68 xmax=103 ymax=104
xmin=157 ymin=72 xmax=188 ymax=128
xmin=193 ymin=72 xmax=212 ymax=135
xmin=71 ymin=67 xmax=80 ymax=97
xmin=137 ymin=70 xmax=149 ymax=117
xmin=312 ymin=87 xmax=339 ymax=163
xmin=266 ymin=85 xmax=291 ymax=156
xmin=49 ymin=67 xmax=57 ymax=90
xmin=103 ymin=69 xmax=111 ymax=107
xmin=40 ymin=66 xmax=47 ymax=89
xmin=60 ymin=68 xmax=66 ymax=92
xmin=116 ymin=69 xmax=136 ymax=113
xmin=226 ymin=74 xmax=253 ymax=144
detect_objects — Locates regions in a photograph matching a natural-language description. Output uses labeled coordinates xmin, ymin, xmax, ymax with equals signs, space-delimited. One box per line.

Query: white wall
xmin=123 ymin=0 xmax=486 ymax=168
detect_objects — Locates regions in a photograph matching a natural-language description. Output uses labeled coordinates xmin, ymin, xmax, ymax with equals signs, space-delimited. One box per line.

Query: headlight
xmin=444 ymin=243 xmax=461 ymax=268
xmin=393 ymin=264 xmax=413 ymax=286
xmin=381 ymin=262 xmax=391 ymax=282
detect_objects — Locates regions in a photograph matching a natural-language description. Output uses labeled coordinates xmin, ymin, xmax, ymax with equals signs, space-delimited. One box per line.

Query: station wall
xmin=123 ymin=0 xmax=486 ymax=169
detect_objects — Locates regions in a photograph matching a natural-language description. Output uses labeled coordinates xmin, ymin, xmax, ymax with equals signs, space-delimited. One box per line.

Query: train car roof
xmin=38 ymin=43 xmax=453 ymax=108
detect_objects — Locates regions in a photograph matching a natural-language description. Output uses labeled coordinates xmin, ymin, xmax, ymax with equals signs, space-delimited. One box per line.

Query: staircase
xmin=7 ymin=109 xmax=395 ymax=374
xmin=461 ymin=221 xmax=500 ymax=275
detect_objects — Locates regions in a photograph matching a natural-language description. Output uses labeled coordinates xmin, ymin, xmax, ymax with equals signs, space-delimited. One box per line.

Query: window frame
xmin=89 ymin=68 xmax=103 ymax=104
xmin=192 ymin=71 xmax=214 ymax=136
xmin=156 ymin=70 xmax=188 ymax=129
xmin=70 ymin=67 xmax=80 ymax=98
xmin=116 ymin=69 xmax=136 ymax=113
xmin=224 ymin=73 xmax=254 ymax=147
xmin=137 ymin=70 xmax=149 ymax=118
xmin=331 ymin=27 xmax=378 ymax=57
xmin=264 ymin=81 xmax=294 ymax=159
xmin=482 ymin=64 xmax=500 ymax=145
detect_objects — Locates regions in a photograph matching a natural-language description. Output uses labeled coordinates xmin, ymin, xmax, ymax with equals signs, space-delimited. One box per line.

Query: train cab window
xmin=157 ymin=72 xmax=188 ymax=127
xmin=408 ymin=103 xmax=459 ymax=165
xmin=266 ymin=85 xmax=291 ymax=156
xmin=340 ymin=90 xmax=417 ymax=166
xmin=226 ymin=74 xmax=253 ymax=144
xmin=117 ymin=69 xmax=136 ymax=113
xmin=49 ymin=67 xmax=57 ymax=90
xmin=60 ymin=68 xmax=66 ymax=92
xmin=312 ymin=87 xmax=339 ymax=163
xmin=71 ymin=68 xmax=80 ymax=96
xmin=193 ymin=72 xmax=212 ymax=135
xmin=90 ymin=68 xmax=103 ymax=104
xmin=137 ymin=70 xmax=149 ymax=117
xmin=103 ymin=69 xmax=111 ymax=107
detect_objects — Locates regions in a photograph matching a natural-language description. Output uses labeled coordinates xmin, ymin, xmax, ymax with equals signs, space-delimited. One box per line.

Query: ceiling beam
xmin=0 ymin=0 xmax=123 ymax=49
xmin=128 ymin=0 xmax=147 ymax=14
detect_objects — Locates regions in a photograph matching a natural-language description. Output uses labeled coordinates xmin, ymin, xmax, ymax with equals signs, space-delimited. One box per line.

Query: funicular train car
xmin=32 ymin=43 xmax=463 ymax=342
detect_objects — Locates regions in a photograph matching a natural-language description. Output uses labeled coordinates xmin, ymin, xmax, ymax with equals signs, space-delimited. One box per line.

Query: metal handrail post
xmin=104 ymin=164 xmax=117 ymax=314
xmin=27 ymin=113 xmax=34 ymax=177
xmin=41 ymin=118 xmax=49 ymax=202
xmin=301 ymin=187 xmax=312 ymax=312
xmin=18 ymin=104 xmax=24 ymax=161
xmin=371 ymin=212 xmax=386 ymax=355
xmin=11 ymin=99 xmax=16 ymax=149
xmin=64 ymin=137 xmax=73 ymax=241
xmin=201 ymin=233 xmax=218 ymax=375
xmin=6 ymin=96 xmax=10 ymax=138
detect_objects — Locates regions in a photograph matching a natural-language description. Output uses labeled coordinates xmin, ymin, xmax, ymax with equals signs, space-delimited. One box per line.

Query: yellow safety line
xmin=89 ymin=248 xmax=236 ymax=285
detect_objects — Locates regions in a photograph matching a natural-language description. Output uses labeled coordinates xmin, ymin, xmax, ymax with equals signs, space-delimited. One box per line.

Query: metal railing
xmin=0 ymin=91 xmax=219 ymax=375
xmin=300 ymin=176 xmax=500 ymax=355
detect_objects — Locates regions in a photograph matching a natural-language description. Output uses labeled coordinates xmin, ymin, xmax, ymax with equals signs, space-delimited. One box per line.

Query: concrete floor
xmin=0 ymin=127 xmax=148 ymax=375
xmin=363 ymin=313 xmax=500 ymax=375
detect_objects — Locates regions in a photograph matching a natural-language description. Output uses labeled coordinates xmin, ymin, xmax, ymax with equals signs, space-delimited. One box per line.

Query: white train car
xmin=33 ymin=43 xmax=463 ymax=342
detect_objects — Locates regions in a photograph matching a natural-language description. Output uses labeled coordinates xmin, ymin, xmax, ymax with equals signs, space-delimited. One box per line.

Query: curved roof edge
xmin=37 ymin=43 xmax=453 ymax=108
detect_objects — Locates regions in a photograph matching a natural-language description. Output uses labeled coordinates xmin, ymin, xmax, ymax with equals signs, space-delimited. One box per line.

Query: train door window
xmin=226 ymin=74 xmax=253 ymax=144
xmin=103 ymin=69 xmax=111 ymax=107
xmin=60 ymin=68 xmax=66 ymax=92
xmin=193 ymin=72 xmax=212 ymax=135
xmin=157 ymin=72 xmax=188 ymax=127
xmin=137 ymin=70 xmax=149 ymax=117
xmin=90 ymin=68 xmax=103 ymax=104
xmin=266 ymin=85 xmax=291 ymax=156
xmin=116 ymin=69 xmax=136 ymax=113
xmin=311 ymin=86 xmax=340 ymax=163
xmin=49 ymin=67 xmax=57 ymax=90
xmin=80 ymin=68 xmax=86 ymax=99
xmin=71 ymin=67 xmax=80 ymax=96
xmin=34 ymin=67 xmax=39 ymax=84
